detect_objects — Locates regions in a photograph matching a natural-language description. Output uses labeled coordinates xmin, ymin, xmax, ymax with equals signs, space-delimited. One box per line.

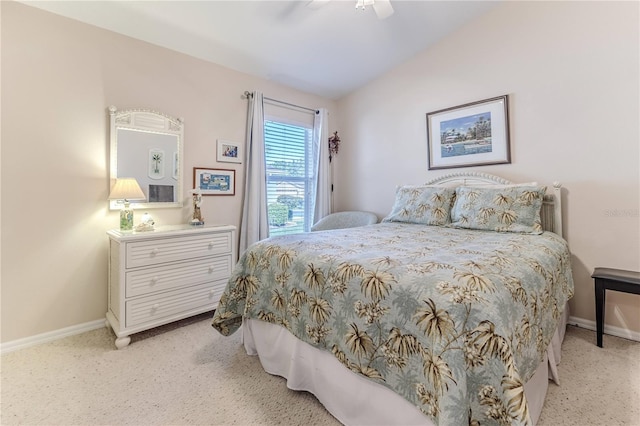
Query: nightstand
xmin=106 ymin=224 xmax=236 ymax=349
xmin=592 ymin=267 xmax=640 ymax=348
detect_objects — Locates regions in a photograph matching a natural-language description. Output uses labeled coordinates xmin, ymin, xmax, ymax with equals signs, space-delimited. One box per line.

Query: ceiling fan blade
xmin=373 ymin=0 xmax=394 ymax=19
xmin=307 ymin=0 xmax=331 ymax=10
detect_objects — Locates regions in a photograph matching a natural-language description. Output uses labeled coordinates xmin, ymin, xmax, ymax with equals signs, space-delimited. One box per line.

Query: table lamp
xmin=108 ymin=178 xmax=146 ymax=231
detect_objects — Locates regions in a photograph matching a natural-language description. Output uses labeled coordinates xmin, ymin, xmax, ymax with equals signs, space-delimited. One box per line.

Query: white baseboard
xmin=568 ymin=315 xmax=640 ymax=342
xmin=2 ymin=316 xmax=638 ymax=355
xmin=1 ymin=319 xmax=106 ymax=355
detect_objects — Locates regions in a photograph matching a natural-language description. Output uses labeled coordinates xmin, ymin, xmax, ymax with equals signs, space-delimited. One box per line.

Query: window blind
xmin=264 ymin=120 xmax=315 ymax=236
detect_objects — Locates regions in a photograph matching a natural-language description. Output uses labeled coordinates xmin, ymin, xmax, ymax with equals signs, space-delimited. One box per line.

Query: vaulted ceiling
xmin=22 ymin=1 xmax=499 ymax=99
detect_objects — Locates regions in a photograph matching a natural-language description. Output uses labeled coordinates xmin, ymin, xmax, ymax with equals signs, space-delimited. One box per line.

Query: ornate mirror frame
xmin=109 ymin=106 xmax=184 ymax=210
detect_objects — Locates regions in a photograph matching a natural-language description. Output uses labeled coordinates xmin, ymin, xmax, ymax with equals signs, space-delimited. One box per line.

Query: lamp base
xmin=120 ymin=205 xmax=134 ymax=231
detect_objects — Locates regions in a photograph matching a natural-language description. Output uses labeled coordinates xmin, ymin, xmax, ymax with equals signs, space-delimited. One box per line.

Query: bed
xmin=212 ymin=172 xmax=574 ymax=426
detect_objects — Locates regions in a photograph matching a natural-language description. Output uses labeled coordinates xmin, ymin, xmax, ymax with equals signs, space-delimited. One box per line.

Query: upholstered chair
xmin=310 ymin=211 xmax=378 ymax=232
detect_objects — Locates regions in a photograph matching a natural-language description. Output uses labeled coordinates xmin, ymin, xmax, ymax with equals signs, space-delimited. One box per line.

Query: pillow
xmin=450 ymin=185 xmax=546 ymax=234
xmin=382 ymin=185 xmax=456 ymax=225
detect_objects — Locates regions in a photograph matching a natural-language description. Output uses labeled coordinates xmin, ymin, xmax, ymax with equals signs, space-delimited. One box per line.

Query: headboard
xmin=424 ymin=172 xmax=563 ymax=237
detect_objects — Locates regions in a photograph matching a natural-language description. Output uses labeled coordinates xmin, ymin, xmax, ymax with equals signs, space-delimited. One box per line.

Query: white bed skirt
xmin=242 ymin=304 xmax=569 ymax=426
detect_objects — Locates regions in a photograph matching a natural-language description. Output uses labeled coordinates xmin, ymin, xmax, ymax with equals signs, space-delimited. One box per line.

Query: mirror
xmin=109 ymin=106 xmax=184 ymax=210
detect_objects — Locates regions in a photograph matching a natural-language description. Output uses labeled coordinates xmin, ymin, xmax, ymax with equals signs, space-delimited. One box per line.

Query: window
xmin=264 ymin=119 xmax=316 ymax=236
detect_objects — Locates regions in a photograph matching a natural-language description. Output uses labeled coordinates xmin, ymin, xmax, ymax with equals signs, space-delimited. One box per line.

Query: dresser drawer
xmin=125 ymin=254 xmax=232 ymax=298
xmin=126 ymin=232 xmax=232 ymax=268
xmin=125 ymin=280 xmax=226 ymax=328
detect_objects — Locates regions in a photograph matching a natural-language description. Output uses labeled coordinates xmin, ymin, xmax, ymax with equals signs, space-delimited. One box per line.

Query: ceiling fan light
xmin=355 ymin=0 xmax=375 ymax=11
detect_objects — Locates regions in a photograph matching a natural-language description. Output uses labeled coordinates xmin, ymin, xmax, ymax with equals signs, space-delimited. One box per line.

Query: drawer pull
xmin=208 ymin=242 xmax=214 ymax=249
xmin=208 ymin=266 xmax=214 ymax=273
xmin=151 ymin=303 xmax=160 ymax=312
xmin=150 ymin=276 xmax=158 ymax=285
xmin=150 ymin=248 xmax=159 ymax=256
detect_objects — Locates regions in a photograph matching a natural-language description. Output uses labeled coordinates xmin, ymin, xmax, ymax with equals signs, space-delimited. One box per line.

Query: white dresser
xmin=106 ymin=224 xmax=236 ymax=349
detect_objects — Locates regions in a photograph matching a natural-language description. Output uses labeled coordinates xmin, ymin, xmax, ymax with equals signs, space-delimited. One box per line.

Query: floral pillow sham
xmin=382 ymin=185 xmax=456 ymax=226
xmin=450 ymin=185 xmax=546 ymax=234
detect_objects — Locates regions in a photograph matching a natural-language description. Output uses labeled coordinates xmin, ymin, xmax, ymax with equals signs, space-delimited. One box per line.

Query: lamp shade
xmin=108 ymin=178 xmax=146 ymax=202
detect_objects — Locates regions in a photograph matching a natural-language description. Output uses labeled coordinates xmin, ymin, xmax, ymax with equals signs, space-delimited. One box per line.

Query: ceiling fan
xmin=308 ymin=0 xmax=395 ymax=20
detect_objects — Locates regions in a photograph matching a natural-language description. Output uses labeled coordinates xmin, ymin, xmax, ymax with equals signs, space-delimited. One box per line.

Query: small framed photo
xmin=217 ymin=139 xmax=242 ymax=163
xmin=172 ymin=152 xmax=179 ymax=180
xmin=148 ymin=149 xmax=165 ymax=179
xmin=193 ymin=167 xmax=235 ymax=196
xmin=426 ymin=95 xmax=510 ymax=170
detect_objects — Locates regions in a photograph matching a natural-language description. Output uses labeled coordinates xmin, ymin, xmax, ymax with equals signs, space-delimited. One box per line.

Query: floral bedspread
xmin=212 ymin=223 xmax=574 ymax=425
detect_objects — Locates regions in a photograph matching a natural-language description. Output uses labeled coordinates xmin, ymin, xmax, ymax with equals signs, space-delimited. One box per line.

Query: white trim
xmin=568 ymin=315 xmax=640 ymax=343
xmin=0 ymin=319 xmax=106 ymax=355
xmin=2 ymin=315 xmax=637 ymax=354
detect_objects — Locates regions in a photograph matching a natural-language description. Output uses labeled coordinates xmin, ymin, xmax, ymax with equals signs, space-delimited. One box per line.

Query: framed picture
xmin=193 ymin=167 xmax=235 ymax=196
xmin=148 ymin=149 xmax=165 ymax=179
xmin=426 ymin=95 xmax=510 ymax=170
xmin=217 ymin=139 xmax=242 ymax=163
xmin=172 ymin=152 xmax=179 ymax=180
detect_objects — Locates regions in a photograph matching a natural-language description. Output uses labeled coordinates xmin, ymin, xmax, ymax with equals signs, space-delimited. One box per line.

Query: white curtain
xmin=239 ymin=91 xmax=269 ymax=255
xmin=313 ymin=108 xmax=331 ymax=224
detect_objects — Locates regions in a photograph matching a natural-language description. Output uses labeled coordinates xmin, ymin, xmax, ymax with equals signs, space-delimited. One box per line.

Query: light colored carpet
xmin=1 ymin=314 xmax=639 ymax=425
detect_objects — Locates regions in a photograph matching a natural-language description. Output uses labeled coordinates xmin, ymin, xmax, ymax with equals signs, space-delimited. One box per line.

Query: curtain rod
xmin=243 ymin=91 xmax=318 ymax=114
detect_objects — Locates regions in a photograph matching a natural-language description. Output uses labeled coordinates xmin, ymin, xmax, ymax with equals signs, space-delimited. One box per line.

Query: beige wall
xmin=334 ymin=1 xmax=640 ymax=334
xmin=0 ymin=2 xmax=335 ymax=343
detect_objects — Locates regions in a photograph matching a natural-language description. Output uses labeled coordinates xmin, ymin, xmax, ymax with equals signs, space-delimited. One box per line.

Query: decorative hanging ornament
xmin=328 ymin=131 xmax=340 ymax=162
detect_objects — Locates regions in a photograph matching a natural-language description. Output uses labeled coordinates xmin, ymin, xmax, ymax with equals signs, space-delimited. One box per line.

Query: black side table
xmin=592 ymin=267 xmax=640 ymax=347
